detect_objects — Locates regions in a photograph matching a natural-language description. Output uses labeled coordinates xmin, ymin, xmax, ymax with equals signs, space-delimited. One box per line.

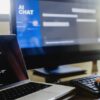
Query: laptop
xmin=0 ymin=35 xmax=74 ymax=100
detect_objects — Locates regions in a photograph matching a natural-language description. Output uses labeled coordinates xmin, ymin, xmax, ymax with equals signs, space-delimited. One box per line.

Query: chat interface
xmin=16 ymin=0 xmax=99 ymax=48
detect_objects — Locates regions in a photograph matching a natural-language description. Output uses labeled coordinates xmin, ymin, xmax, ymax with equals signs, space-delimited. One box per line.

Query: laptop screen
xmin=0 ymin=35 xmax=28 ymax=89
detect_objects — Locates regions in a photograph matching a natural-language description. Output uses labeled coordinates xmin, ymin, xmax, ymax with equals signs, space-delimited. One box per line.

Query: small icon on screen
xmin=32 ymin=20 xmax=39 ymax=27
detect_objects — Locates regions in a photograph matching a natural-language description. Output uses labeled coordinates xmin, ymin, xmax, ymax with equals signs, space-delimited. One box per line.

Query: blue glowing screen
xmin=16 ymin=0 xmax=42 ymax=48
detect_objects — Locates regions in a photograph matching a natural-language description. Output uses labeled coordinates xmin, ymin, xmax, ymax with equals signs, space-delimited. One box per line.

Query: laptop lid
xmin=0 ymin=35 xmax=28 ymax=89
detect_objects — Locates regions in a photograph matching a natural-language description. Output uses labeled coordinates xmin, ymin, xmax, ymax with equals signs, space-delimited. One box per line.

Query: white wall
xmin=0 ymin=21 xmax=10 ymax=35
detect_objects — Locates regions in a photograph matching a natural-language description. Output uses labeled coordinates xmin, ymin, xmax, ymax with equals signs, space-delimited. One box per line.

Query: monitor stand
xmin=33 ymin=65 xmax=86 ymax=83
xmin=44 ymin=66 xmax=58 ymax=72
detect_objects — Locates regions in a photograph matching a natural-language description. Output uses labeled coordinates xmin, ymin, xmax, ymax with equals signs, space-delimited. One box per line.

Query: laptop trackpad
xmin=17 ymin=85 xmax=75 ymax=100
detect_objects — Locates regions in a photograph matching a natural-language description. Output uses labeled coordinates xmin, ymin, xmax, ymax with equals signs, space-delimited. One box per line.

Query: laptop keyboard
xmin=0 ymin=82 xmax=51 ymax=100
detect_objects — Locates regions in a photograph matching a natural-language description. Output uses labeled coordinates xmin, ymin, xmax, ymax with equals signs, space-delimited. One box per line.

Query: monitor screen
xmin=11 ymin=0 xmax=100 ymax=69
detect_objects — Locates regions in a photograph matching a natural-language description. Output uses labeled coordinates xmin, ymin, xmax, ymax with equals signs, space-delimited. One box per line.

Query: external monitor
xmin=10 ymin=0 xmax=100 ymax=69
